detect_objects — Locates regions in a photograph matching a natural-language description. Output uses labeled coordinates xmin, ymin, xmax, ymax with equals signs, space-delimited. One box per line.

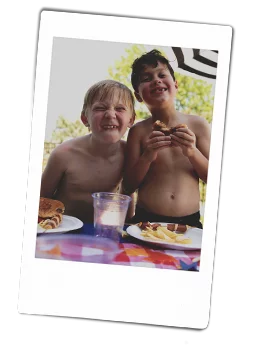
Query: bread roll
xmin=153 ymin=120 xmax=188 ymax=135
xmin=39 ymin=197 xmax=65 ymax=218
xmin=38 ymin=197 xmax=65 ymax=229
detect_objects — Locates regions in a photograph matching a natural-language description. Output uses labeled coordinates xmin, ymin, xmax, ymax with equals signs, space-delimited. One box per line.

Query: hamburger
xmin=38 ymin=197 xmax=65 ymax=229
xmin=153 ymin=120 xmax=188 ymax=135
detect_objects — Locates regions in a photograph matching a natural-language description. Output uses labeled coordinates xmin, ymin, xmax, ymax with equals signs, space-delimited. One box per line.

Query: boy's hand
xmin=170 ymin=127 xmax=197 ymax=157
xmin=142 ymin=131 xmax=171 ymax=162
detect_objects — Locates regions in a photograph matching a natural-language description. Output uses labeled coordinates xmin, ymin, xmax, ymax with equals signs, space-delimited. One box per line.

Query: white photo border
xmin=18 ymin=11 xmax=232 ymax=329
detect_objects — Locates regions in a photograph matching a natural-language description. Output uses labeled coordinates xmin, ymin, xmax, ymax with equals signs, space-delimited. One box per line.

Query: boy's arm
xmin=123 ymin=125 xmax=150 ymax=194
xmin=119 ymin=183 xmax=135 ymax=221
xmin=125 ymin=193 xmax=135 ymax=221
xmin=192 ymin=118 xmax=211 ymax=183
xmin=171 ymin=117 xmax=211 ymax=183
xmin=194 ymin=117 xmax=211 ymax=159
xmin=40 ymin=146 xmax=66 ymax=198
xmin=123 ymin=124 xmax=171 ymax=194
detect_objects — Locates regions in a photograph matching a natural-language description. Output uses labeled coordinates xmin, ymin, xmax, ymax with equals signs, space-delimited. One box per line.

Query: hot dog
xmin=137 ymin=221 xmax=189 ymax=233
xmin=167 ymin=223 xmax=189 ymax=233
xmin=38 ymin=197 xmax=65 ymax=229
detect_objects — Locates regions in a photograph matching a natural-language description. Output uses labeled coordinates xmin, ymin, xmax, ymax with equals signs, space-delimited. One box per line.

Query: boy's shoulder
xmin=51 ymin=136 xmax=88 ymax=155
xmin=186 ymin=113 xmax=207 ymax=123
xmin=130 ymin=116 xmax=153 ymax=133
xmin=182 ymin=113 xmax=210 ymax=137
xmin=182 ymin=113 xmax=210 ymax=128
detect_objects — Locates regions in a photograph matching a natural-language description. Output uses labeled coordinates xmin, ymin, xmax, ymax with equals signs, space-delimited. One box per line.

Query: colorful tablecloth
xmin=36 ymin=224 xmax=201 ymax=271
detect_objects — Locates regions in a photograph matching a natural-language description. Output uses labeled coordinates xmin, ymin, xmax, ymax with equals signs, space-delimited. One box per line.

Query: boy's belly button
xmin=170 ymin=193 xmax=175 ymax=199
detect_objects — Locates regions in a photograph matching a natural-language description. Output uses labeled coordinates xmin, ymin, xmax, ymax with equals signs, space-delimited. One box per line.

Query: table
xmin=36 ymin=224 xmax=201 ymax=271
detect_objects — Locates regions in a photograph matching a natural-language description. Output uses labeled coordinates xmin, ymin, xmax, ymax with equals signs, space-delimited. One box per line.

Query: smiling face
xmin=81 ymin=81 xmax=135 ymax=144
xmin=135 ymin=62 xmax=178 ymax=111
xmin=83 ymin=92 xmax=135 ymax=144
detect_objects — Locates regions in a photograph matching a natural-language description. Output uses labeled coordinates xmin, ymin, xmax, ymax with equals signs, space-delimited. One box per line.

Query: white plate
xmin=126 ymin=223 xmax=202 ymax=250
xmin=37 ymin=215 xmax=83 ymax=234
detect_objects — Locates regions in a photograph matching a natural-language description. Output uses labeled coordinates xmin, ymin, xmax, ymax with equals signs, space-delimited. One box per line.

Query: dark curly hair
xmin=131 ymin=49 xmax=175 ymax=92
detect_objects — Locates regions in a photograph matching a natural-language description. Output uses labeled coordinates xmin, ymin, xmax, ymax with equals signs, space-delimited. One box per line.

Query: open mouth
xmin=102 ymin=125 xmax=119 ymax=130
xmin=151 ymin=87 xmax=168 ymax=94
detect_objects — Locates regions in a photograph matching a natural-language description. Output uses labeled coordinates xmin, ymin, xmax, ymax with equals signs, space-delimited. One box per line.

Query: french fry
xmin=143 ymin=228 xmax=155 ymax=236
xmin=156 ymin=229 xmax=166 ymax=239
xmin=141 ymin=228 xmax=175 ymax=243
xmin=175 ymin=235 xmax=192 ymax=244
xmin=177 ymin=239 xmax=192 ymax=244
xmin=158 ymin=226 xmax=177 ymax=239
xmin=151 ymin=232 xmax=163 ymax=240
xmin=161 ymin=235 xmax=176 ymax=243
xmin=142 ymin=231 xmax=161 ymax=240
xmin=157 ymin=228 xmax=176 ymax=242
xmin=139 ymin=223 xmax=192 ymax=245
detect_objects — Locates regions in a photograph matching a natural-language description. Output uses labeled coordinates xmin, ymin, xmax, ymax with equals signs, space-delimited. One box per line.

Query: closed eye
xmin=93 ymin=106 xmax=106 ymax=111
xmin=116 ymin=106 xmax=126 ymax=112
xmin=140 ymin=76 xmax=151 ymax=82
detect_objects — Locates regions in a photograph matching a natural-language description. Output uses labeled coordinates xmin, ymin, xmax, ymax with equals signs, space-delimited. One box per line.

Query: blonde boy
xmin=40 ymin=80 xmax=135 ymax=222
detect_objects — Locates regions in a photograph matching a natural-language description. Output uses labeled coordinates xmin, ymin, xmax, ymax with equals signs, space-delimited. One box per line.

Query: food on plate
xmin=38 ymin=197 xmax=65 ymax=229
xmin=138 ymin=221 xmax=161 ymax=230
xmin=153 ymin=120 xmax=188 ymax=136
xmin=174 ymin=235 xmax=192 ymax=244
xmin=137 ymin=222 xmax=192 ymax=244
xmin=167 ymin=223 xmax=189 ymax=232
xmin=138 ymin=221 xmax=189 ymax=233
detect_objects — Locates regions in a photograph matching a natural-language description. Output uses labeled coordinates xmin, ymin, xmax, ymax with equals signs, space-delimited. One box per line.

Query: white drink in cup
xmin=92 ymin=192 xmax=131 ymax=240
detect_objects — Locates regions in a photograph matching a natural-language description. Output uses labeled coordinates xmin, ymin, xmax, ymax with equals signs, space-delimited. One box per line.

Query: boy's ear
xmin=81 ymin=112 xmax=90 ymax=127
xmin=134 ymin=91 xmax=143 ymax=103
xmin=128 ymin=114 xmax=136 ymax=128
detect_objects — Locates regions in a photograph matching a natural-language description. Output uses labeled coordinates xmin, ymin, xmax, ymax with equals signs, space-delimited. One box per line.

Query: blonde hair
xmin=81 ymin=80 xmax=135 ymax=116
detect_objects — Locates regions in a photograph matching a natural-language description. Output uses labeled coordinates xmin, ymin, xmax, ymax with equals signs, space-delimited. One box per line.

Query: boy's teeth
xmin=103 ymin=125 xmax=117 ymax=129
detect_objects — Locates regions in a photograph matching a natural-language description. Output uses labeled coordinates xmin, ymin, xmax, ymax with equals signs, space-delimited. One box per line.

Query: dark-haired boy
xmin=124 ymin=50 xmax=211 ymax=228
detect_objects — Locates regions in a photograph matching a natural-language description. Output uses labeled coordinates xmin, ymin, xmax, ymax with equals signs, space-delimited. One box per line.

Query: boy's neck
xmin=87 ymin=134 xmax=121 ymax=158
xmin=150 ymin=105 xmax=178 ymax=126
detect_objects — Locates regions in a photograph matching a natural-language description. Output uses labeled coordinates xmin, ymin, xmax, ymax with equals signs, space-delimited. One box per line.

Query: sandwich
xmin=38 ymin=197 xmax=65 ymax=229
xmin=153 ymin=120 xmax=188 ymax=135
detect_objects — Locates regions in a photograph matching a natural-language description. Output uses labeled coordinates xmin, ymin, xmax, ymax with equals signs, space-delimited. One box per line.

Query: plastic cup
xmin=92 ymin=192 xmax=131 ymax=240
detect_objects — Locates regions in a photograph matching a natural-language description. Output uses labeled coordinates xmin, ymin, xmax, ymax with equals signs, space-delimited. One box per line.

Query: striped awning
xmin=171 ymin=47 xmax=218 ymax=80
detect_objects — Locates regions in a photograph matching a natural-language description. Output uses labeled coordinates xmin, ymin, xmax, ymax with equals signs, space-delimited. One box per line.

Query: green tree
xmin=50 ymin=116 xmax=89 ymax=144
xmin=42 ymin=116 xmax=90 ymax=171
xmin=175 ymin=74 xmax=213 ymax=123
xmin=108 ymin=44 xmax=213 ymax=211
xmin=108 ymin=44 xmax=150 ymax=120
xmin=108 ymin=44 xmax=214 ymax=123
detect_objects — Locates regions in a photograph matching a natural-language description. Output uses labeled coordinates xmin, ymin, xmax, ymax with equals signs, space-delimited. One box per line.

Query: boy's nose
xmin=104 ymin=109 xmax=116 ymax=118
xmin=155 ymin=77 xmax=162 ymax=83
xmin=152 ymin=77 xmax=162 ymax=85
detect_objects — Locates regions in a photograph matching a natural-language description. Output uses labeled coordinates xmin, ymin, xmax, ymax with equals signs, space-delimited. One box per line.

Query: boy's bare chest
xmin=64 ymin=153 xmax=124 ymax=191
xmin=152 ymin=147 xmax=192 ymax=171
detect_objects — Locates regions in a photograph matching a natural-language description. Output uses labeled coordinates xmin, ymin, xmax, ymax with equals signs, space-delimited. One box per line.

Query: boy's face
xmin=135 ymin=62 xmax=178 ymax=110
xmin=82 ymin=95 xmax=134 ymax=143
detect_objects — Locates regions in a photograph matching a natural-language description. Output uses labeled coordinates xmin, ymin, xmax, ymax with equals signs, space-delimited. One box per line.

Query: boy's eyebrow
xmin=92 ymin=102 xmax=107 ymax=106
xmin=115 ymin=102 xmax=127 ymax=107
xmin=140 ymin=71 xmax=151 ymax=76
xmin=92 ymin=101 xmax=128 ymax=108
xmin=141 ymin=67 xmax=169 ymax=75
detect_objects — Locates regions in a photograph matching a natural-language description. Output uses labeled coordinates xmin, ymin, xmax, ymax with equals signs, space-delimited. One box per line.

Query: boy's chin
xmin=100 ymin=132 xmax=123 ymax=144
xmin=152 ymin=94 xmax=170 ymax=102
xmin=148 ymin=96 xmax=172 ymax=108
